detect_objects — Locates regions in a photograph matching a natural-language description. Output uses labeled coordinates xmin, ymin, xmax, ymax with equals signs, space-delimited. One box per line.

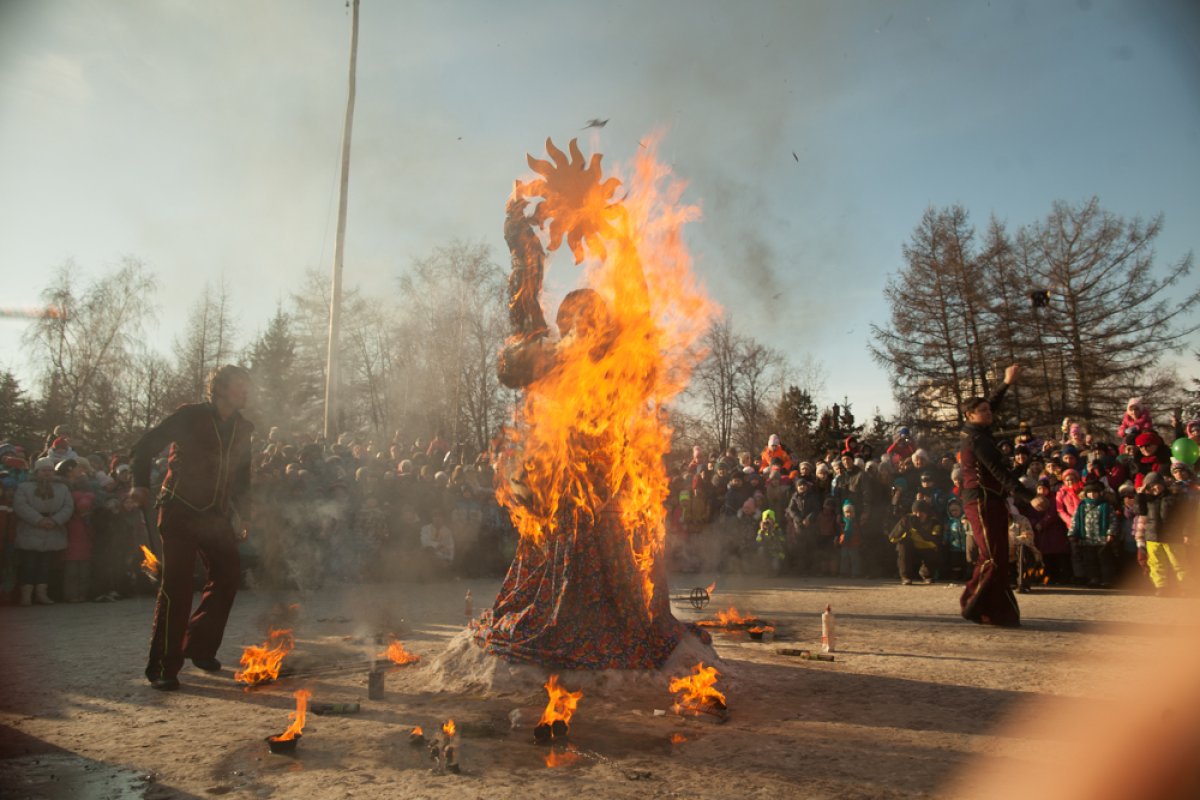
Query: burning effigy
xmin=472 ymin=136 xmax=715 ymax=670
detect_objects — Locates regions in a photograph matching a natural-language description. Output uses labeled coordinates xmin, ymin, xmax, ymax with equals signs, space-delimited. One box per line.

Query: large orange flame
xmin=443 ymin=720 xmax=456 ymax=737
xmin=271 ymin=689 xmax=312 ymax=742
xmin=376 ymin=639 xmax=420 ymax=666
xmin=497 ymin=135 xmax=715 ymax=616
xmin=537 ymin=674 xmax=584 ymax=731
xmin=234 ymin=629 xmax=294 ymax=686
xmin=669 ymin=662 xmax=726 ymax=716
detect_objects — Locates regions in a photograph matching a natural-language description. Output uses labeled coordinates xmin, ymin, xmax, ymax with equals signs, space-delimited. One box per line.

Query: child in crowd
xmin=60 ymin=459 xmax=96 ymax=603
xmin=888 ymin=499 xmax=942 ymax=585
xmin=1069 ymin=480 xmax=1117 ymax=588
xmin=1030 ymin=489 xmax=1072 ymax=585
xmin=1115 ymin=482 xmax=1142 ymax=584
xmin=837 ymin=500 xmax=862 ymax=579
xmin=943 ymin=499 xmax=970 ymax=581
xmin=756 ymin=509 xmax=786 ymax=575
xmin=1008 ymin=501 xmax=1042 ymax=593
xmin=1134 ymin=472 xmax=1189 ymax=596
xmin=814 ymin=497 xmax=839 ymax=576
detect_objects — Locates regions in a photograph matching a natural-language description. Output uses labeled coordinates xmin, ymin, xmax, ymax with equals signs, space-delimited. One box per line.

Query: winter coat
xmin=64 ymin=489 xmax=96 ymax=561
xmin=1069 ymin=499 xmax=1114 ymax=546
xmin=13 ymin=479 xmax=73 ymax=552
xmin=1030 ymin=504 xmax=1070 ymax=556
xmin=889 ymin=514 xmax=942 ymax=550
xmin=1056 ymin=485 xmax=1081 ymax=527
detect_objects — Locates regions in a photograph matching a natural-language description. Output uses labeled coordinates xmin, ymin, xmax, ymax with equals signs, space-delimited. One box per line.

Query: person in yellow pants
xmin=1134 ymin=472 xmax=1189 ymax=595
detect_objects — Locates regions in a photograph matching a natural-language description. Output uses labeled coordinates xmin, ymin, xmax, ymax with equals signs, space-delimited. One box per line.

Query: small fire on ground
xmin=442 ymin=720 xmax=456 ymax=737
xmin=535 ymin=675 xmax=583 ymax=742
xmin=376 ymin=638 xmax=420 ymax=666
xmin=697 ymin=606 xmax=761 ymax=629
xmin=669 ymin=662 xmax=727 ymax=719
xmin=235 ymin=629 xmax=295 ymax=686
xmin=270 ymin=689 xmax=312 ymax=742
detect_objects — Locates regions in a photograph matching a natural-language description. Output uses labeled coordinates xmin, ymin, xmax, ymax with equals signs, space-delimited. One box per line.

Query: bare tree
xmin=1015 ymin=197 xmax=1199 ymax=422
xmin=24 ymin=257 xmax=158 ymax=446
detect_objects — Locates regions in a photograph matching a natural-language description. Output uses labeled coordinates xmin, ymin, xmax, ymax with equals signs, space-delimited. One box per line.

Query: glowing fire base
xmin=429 ymin=625 xmax=722 ymax=695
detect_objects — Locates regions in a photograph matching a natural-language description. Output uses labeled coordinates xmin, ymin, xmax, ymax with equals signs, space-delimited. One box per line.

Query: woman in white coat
xmin=13 ymin=457 xmax=73 ymax=605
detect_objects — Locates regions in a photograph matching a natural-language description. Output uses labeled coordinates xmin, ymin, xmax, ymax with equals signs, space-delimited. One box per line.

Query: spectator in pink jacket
xmin=1056 ymin=469 xmax=1083 ymax=527
xmin=1117 ymin=397 xmax=1153 ymax=439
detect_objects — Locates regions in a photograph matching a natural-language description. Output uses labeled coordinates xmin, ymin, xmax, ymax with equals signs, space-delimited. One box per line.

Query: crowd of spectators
xmin=1 ymin=396 xmax=1195 ymax=606
xmin=665 ymin=401 xmax=1198 ymax=596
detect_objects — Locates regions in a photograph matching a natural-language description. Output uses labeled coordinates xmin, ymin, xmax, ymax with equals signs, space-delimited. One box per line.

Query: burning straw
xmin=669 ymin=662 xmax=728 ymax=721
xmin=235 ymin=629 xmax=295 ymax=686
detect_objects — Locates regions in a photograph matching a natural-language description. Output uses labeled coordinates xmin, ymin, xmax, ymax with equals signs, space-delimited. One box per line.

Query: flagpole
xmin=324 ymin=0 xmax=360 ymax=440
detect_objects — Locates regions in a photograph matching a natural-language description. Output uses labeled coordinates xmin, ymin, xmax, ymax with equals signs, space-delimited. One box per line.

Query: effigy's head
xmin=555 ymin=288 xmax=610 ymax=339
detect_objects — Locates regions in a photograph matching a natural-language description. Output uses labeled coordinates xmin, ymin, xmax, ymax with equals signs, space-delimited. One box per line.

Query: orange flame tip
xmin=538 ymin=674 xmax=584 ymax=729
xmin=273 ymin=689 xmax=312 ymax=741
xmin=443 ymin=720 xmax=456 ymax=737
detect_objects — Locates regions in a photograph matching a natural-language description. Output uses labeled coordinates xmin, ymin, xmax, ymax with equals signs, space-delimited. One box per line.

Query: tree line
xmin=870 ymin=197 xmax=1199 ymax=434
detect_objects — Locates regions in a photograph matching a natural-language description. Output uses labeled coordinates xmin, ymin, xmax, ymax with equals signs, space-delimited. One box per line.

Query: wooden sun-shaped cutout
xmin=520 ymin=137 xmax=623 ymax=264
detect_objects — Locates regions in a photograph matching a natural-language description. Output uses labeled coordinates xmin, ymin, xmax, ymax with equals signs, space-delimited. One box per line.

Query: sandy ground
xmin=1 ymin=574 xmax=1197 ymax=800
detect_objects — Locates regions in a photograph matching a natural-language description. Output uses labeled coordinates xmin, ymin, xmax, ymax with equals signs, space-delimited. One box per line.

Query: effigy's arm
xmin=498 ymin=190 xmax=555 ymax=389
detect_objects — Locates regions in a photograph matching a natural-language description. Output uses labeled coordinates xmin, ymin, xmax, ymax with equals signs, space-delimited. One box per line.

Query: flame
xmin=443 ymin=720 xmax=456 ymax=737
xmin=544 ymin=748 xmax=581 ymax=768
xmin=705 ymin=581 xmax=716 ymax=596
xmin=139 ymin=545 xmax=159 ymax=575
xmin=234 ymin=629 xmax=295 ymax=685
xmin=748 ymin=625 xmax=773 ymax=634
xmin=376 ymin=639 xmax=420 ymax=666
xmin=670 ymin=733 xmax=687 ymax=744
xmin=411 ymin=726 xmax=423 ymax=736
xmin=669 ymin=662 xmax=726 ymax=715
xmin=496 ymin=134 xmax=715 ymax=617
xmin=271 ymin=689 xmax=312 ymax=742
xmin=697 ymin=606 xmax=754 ymax=628
xmin=537 ymin=674 xmax=584 ymax=731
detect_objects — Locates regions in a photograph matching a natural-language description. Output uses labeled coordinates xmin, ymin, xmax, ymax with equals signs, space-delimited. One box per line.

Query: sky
xmin=1 ymin=0 xmax=1198 ymax=416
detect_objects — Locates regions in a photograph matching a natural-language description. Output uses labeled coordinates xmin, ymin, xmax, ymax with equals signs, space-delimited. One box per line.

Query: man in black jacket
xmin=958 ymin=364 xmax=1033 ymax=627
xmin=129 ymin=365 xmax=253 ymax=690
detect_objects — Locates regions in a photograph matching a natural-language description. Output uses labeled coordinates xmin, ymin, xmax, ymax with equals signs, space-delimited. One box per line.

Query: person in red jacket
xmin=129 ymin=365 xmax=254 ymax=690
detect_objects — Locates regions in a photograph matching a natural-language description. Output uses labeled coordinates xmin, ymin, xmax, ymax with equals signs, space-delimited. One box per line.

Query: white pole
xmin=324 ymin=0 xmax=360 ymax=441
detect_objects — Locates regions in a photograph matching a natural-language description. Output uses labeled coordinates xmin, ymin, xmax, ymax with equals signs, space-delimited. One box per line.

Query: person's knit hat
xmin=1135 ymin=431 xmax=1161 ymax=447
xmin=1172 ymin=460 xmax=1193 ymax=475
xmin=1061 ymin=444 xmax=1079 ymax=458
xmin=1118 ymin=481 xmax=1136 ymax=496
xmin=1187 ymin=419 xmax=1200 ymax=433
xmin=1083 ymin=480 xmax=1104 ymax=494
xmin=34 ymin=457 xmax=55 ymax=472
xmin=898 ymin=427 xmax=911 ymax=437
xmin=1062 ymin=468 xmax=1081 ymax=480
xmin=768 ymin=434 xmax=781 ymax=447
xmin=51 ymin=437 xmax=69 ymax=449
xmin=1140 ymin=471 xmax=1164 ymax=490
